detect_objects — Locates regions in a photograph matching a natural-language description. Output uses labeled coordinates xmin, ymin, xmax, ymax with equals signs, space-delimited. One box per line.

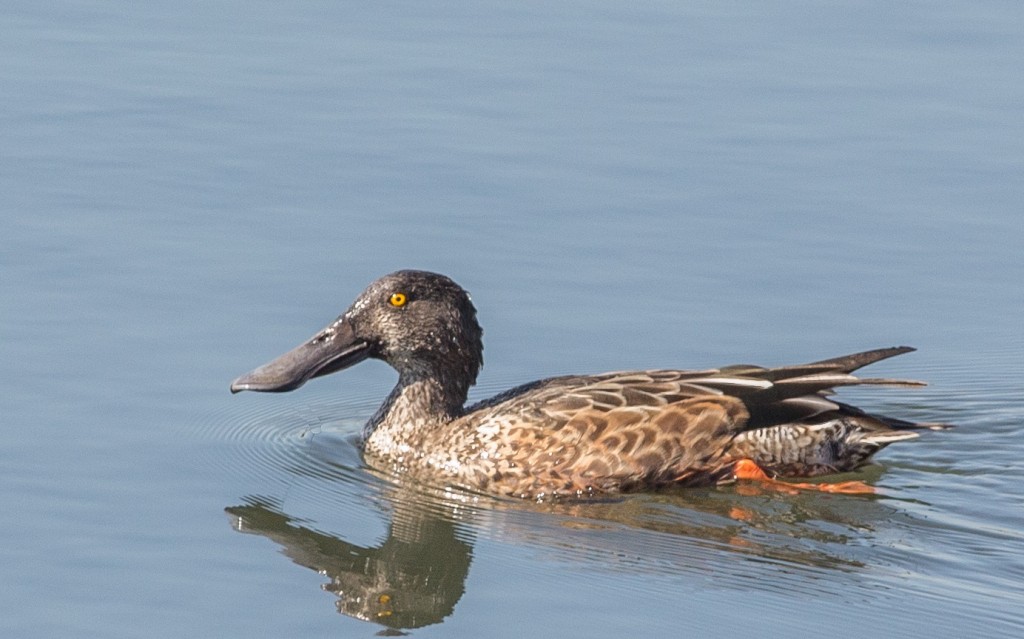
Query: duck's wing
xmin=465 ymin=348 xmax=932 ymax=496
xmin=484 ymin=346 xmax=926 ymax=430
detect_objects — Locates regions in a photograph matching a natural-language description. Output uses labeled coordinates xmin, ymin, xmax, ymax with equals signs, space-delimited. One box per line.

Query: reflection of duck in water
xmin=227 ymin=497 xmax=472 ymax=630
xmin=226 ymin=483 xmax=906 ymax=630
xmin=232 ymin=270 xmax=947 ymax=499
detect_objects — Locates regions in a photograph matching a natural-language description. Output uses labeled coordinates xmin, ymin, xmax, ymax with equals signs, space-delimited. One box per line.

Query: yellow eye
xmin=389 ymin=292 xmax=407 ymax=307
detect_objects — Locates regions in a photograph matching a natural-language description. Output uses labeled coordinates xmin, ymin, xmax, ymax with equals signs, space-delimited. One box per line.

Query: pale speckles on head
xmin=312 ymin=318 xmax=345 ymax=344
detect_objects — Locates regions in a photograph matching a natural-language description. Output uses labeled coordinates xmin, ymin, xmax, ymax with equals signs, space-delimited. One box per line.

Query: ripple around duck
xmin=200 ymin=376 xmax=532 ymax=493
xmin=197 ymin=387 xmax=384 ymax=502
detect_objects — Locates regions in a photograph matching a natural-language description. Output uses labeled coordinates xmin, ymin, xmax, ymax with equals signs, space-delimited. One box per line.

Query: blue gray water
xmin=3 ymin=2 xmax=1022 ymax=637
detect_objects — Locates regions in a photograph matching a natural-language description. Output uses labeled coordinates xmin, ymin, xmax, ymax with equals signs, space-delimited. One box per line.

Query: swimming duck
xmin=231 ymin=270 xmax=944 ymax=499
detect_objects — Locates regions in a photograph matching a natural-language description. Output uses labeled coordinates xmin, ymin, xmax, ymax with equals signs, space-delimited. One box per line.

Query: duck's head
xmin=231 ymin=270 xmax=483 ymax=395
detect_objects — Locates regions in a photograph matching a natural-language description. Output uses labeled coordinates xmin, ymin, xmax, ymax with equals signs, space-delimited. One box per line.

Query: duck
xmin=231 ymin=270 xmax=946 ymax=499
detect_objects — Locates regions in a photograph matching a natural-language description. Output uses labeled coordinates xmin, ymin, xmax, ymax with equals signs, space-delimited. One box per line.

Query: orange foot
xmin=732 ymin=459 xmax=875 ymax=495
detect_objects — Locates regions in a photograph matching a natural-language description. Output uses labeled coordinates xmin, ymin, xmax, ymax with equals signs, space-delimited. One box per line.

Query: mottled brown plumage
xmin=232 ymin=270 xmax=946 ymax=499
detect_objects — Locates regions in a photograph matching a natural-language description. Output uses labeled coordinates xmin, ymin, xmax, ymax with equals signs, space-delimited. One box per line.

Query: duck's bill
xmin=230 ymin=320 xmax=371 ymax=393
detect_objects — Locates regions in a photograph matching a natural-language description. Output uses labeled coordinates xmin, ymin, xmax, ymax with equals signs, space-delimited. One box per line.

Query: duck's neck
xmin=363 ymin=369 xmax=470 ymax=443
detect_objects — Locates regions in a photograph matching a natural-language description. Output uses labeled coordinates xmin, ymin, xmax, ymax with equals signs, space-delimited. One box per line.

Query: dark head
xmin=230 ymin=270 xmax=484 ymax=399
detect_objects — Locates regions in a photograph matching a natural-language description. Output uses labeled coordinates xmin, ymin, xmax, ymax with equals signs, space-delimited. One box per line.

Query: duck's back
xmin=425 ymin=349 xmax=940 ymax=498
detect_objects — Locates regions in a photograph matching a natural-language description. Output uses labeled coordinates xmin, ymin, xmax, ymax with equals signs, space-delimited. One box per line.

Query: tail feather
xmin=719 ymin=346 xmax=918 ymax=382
xmin=721 ymin=347 xmax=951 ymax=478
xmin=770 ymin=373 xmax=925 ymax=398
xmin=858 ymin=429 xmax=920 ymax=445
xmin=832 ymin=400 xmax=954 ymax=432
xmin=804 ymin=346 xmax=917 ymax=374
